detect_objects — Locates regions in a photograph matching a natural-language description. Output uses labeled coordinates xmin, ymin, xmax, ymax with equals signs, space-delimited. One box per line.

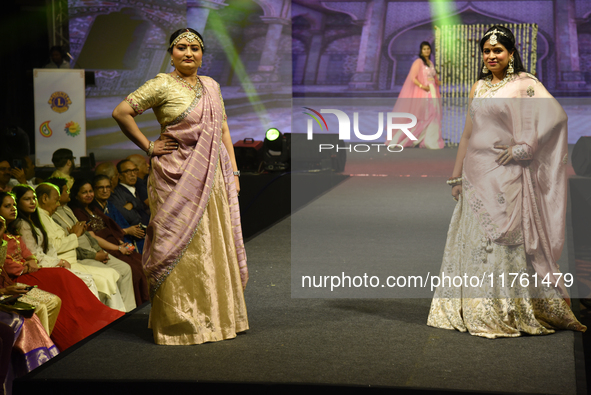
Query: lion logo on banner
xmin=48 ymin=91 xmax=72 ymax=113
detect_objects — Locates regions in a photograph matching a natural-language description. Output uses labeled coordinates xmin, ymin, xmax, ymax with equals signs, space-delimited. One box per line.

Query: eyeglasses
xmin=95 ymin=186 xmax=111 ymax=191
xmin=120 ymin=168 xmax=139 ymax=174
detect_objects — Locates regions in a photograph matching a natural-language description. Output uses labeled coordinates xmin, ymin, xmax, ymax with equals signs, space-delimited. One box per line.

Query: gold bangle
xmin=146 ymin=141 xmax=155 ymax=157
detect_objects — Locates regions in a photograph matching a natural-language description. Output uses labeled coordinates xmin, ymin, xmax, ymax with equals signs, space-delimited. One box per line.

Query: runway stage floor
xmin=15 ymin=148 xmax=586 ymax=395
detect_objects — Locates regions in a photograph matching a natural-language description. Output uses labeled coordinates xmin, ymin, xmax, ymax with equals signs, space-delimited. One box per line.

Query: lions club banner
xmin=34 ymin=69 xmax=86 ymax=166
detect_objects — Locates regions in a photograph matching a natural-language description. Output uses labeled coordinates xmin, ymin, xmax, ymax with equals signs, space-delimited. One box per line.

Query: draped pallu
xmin=465 ymin=73 xmax=569 ymax=300
xmin=128 ymin=74 xmax=248 ymax=345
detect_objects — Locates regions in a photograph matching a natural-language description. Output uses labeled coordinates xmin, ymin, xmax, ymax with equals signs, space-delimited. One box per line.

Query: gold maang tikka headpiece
xmin=169 ymin=30 xmax=205 ymax=51
xmin=483 ymin=29 xmax=510 ymax=46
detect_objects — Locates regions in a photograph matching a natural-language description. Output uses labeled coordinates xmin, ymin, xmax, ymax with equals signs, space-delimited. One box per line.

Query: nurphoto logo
xmin=302 ymin=107 xmax=418 ymax=152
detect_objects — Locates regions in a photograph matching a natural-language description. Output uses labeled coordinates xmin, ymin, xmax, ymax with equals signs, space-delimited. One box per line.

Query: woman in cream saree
xmin=113 ymin=28 xmax=248 ymax=345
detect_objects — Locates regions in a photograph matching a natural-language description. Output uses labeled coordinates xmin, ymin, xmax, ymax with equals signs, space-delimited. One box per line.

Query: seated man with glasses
xmin=109 ymin=160 xmax=150 ymax=231
xmin=92 ymin=174 xmax=145 ymax=253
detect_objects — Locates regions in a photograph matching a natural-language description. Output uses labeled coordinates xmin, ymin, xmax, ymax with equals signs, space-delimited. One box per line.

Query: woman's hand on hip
xmin=152 ymin=137 xmax=179 ymax=156
xmin=495 ymin=145 xmax=514 ymax=165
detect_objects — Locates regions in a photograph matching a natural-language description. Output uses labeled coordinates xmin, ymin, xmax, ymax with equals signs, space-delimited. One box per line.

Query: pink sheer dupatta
xmin=388 ymin=58 xmax=444 ymax=148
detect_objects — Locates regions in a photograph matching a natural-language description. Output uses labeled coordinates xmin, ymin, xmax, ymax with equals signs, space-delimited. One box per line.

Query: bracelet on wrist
xmin=146 ymin=141 xmax=155 ymax=157
xmin=446 ymin=176 xmax=463 ymax=186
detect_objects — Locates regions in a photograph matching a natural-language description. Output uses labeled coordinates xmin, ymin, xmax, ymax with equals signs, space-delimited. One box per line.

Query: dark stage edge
xmin=15 ymin=149 xmax=587 ymax=395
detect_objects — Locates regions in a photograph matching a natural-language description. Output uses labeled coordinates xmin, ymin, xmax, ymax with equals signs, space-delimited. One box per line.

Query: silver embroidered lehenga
xmin=427 ymin=73 xmax=586 ymax=338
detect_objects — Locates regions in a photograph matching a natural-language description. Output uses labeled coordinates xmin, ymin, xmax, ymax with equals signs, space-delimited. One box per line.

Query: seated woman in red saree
xmin=69 ymin=179 xmax=149 ymax=305
xmin=1 ymin=191 xmax=124 ymax=350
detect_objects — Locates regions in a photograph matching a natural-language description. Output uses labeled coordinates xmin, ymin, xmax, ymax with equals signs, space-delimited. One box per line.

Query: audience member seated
xmin=45 ymin=178 xmax=136 ymax=312
xmin=50 ymin=149 xmax=75 ymax=190
xmin=70 ymin=179 xmax=149 ymax=305
xmin=126 ymin=154 xmax=150 ymax=207
xmin=0 ymin=271 xmax=58 ymax=392
xmin=0 ymin=192 xmax=61 ymax=335
xmin=1 ymin=191 xmax=124 ymax=351
xmin=109 ymin=160 xmax=150 ymax=228
xmin=92 ymin=175 xmax=145 ymax=253
xmin=35 ymin=182 xmax=127 ymax=312
xmin=0 ymin=159 xmax=11 ymax=192
xmin=12 ymin=185 xmax=99 ymax=298
xmin=94 ymin=161 xmax=119 ymax=191
xmin=8 ymin=156 xmax=39 ymax=190
xmin=44 ymin=46 xmax=70 ymax=69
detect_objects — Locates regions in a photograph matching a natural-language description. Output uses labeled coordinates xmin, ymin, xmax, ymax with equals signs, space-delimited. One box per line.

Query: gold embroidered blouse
xmin=125 ymin=73 xmax=227 ymax=128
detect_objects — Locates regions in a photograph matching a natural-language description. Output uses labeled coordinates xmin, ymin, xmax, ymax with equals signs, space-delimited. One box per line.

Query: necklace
xmin=85 ymin=207 xmax=96 ymax=218
xmin=173 ymin=73 xmax=202 ymax=95
xmin=484 ymin=72 xmax=512 ymax=89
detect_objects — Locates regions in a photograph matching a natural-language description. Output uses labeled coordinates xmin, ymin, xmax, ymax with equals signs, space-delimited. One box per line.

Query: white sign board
xmin=33 ymin=69 xmax=86 ymax=166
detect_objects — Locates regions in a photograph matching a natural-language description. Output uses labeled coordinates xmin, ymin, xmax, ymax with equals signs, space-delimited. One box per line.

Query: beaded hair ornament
xmin=483 ymin=28 xmax=512 ymax=46
xmin=169 ymin=29 xmax=205 ymax=51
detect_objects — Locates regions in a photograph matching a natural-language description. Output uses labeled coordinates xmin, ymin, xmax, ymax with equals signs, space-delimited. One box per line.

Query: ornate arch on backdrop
xmin=69 ymin=2 xmax=184 ymax=61
xmin=317 ymin=34 xmax=361 ymax=85
xmin=292 ymin=35 xmax=309 ymax=85
xmin=386 ymin=4 xmax=551 ymax=88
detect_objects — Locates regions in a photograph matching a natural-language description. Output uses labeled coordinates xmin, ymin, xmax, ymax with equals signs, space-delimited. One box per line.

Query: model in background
xmin=388 ymin=41 xmax=444 ymax=149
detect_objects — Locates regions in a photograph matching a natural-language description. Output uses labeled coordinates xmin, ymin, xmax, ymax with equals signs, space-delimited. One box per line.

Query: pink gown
xmin=388 ymin=58 xmax=444 ymax=149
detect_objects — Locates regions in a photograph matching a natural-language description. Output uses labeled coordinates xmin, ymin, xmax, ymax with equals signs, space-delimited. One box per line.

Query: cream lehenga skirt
xmin=149 ymin=162 xmax=249 ymax=345
xmin=427 ymin=192 xmax=586 ymax=338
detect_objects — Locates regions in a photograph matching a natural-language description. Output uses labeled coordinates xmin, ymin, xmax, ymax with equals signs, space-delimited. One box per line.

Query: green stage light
xmin=266 ymin=128 xmax=281 ymax=141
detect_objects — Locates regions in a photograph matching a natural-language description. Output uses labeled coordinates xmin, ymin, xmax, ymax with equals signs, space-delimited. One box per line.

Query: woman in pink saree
xmin=387 ymin=41 xmax=444 ymax=149
xmin=112 ymin=28 xmax=248 ymax=345
xmin=427 ymin=26 xmax=586 ymax=338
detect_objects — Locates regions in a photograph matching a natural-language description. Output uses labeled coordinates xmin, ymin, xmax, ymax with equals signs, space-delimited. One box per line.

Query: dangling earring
xmin=170 ymin=59 xmax=174 ymax=67
xmin=197 ymin=60 xmax=202 ymax=68
xmin=482 ymin=62 xmax=489 ymax=74
xmin=507 ymin=57 xmax=514 ymax=74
